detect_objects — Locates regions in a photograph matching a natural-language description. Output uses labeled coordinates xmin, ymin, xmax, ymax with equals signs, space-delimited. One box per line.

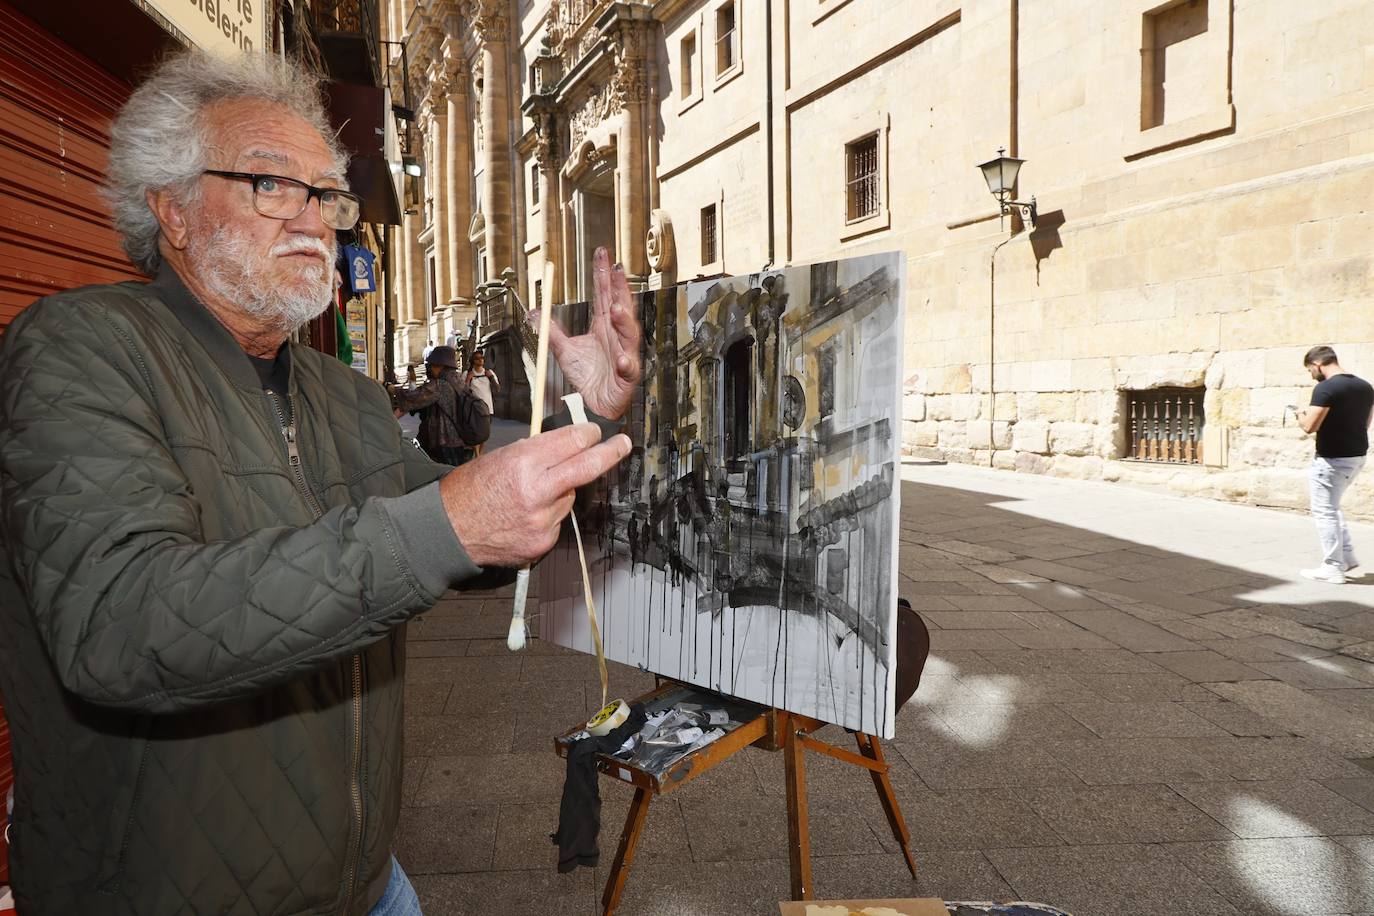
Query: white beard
xmin=188 ymin=225 xmax=335 ymax=336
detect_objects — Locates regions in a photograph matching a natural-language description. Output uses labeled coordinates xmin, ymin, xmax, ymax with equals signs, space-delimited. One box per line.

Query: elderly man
xmin=0 ymin=50 xmax=641 ymax=916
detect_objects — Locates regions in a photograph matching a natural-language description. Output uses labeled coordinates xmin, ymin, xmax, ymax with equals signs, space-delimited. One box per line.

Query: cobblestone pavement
xmin=399 ymin=462 xmax=1374 ymax=916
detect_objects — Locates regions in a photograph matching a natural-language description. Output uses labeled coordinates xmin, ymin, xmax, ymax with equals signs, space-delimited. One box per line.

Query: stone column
xmin=426 ymin=88 xmax=451 ymax=306
xmin=388 ymin=223 xmax=404 ymax=367
xmin=612 ymin=23 xmax=650 ymax=281
xmin=404 ymin=208 xmax=426 ymax=327
xmin=533 ymin=111 xmax=561 ymax=304
xmin=617 ymin=107 xmax=646 ymax=281
xmin=444 ymin=52 xmax=474 ymax=303
xmin=473 ymin=2 xmax=513 ymax=283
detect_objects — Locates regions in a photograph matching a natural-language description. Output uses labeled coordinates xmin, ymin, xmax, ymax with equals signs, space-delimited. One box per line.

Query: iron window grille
xmin=1126 ymin=387 xmax=1205 ymax=465
xmin=846 ymin=134 xmax=880 ymax=222
xmin=701 ymin=204 xmax=718 ymax=264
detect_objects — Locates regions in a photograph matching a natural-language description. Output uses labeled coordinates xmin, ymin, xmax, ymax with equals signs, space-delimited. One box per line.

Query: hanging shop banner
xmin=134 ymin=0 xmax=267 ymax=55
xmin=342 ymin=244 xmax=377 ymax=297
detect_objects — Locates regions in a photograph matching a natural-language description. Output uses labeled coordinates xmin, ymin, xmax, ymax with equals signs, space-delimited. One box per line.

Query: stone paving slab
xmin=1018 ymin=783 xmax=1235 ymax=844
xmin=1148 ymin=650 xmax=1271 ymax=682
xmin=1057 ymin=700 xmax=1230 ymax=738
xmin=984 ymin=844 xmax=1243 ymax=916
xmin=1056 ymin=607 xmax=1202 ymax=651
xmin=1170 ymin=779 xmax=1374 ymax=838
xmin=1163 ymin=837 xmax=1374 ymax=915
xmin=1205 ymin=682 xmax=1374 ymax=757
xmin=1169 ymin=737 xmax=1370 ymax=782
xmin=1181 ymin=700 xmax=1297 ymax=737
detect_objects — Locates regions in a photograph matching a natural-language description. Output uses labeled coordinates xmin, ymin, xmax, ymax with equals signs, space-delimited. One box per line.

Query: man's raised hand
xmin=526 ymin=247 xmax=643 ymax=421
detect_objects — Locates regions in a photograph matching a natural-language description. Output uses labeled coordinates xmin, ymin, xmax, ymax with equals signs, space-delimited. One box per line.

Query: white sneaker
xmin=1301 ymin=565 xmax=1347 ymax=584
xmin=1343 ymin=557 xmax=1360 ymax=573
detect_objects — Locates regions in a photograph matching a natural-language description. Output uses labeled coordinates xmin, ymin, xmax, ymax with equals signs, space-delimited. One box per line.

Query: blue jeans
xmin=369 ymin=856 xmax=423 ymax=916
xmin=1310 ymin=456 xmax=1366 ymax=568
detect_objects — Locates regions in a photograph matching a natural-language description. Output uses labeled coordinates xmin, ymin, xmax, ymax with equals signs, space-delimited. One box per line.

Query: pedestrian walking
xmin=465 ymin=350 xmax=500 ymax=456
xmin=391 ymin=345 xmax=475 ymax=465
xmin=1296 ymin=345 xmax=1373 ymax=584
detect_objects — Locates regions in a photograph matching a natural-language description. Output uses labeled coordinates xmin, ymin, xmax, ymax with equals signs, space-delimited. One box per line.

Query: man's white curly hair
xmin=106 ymin=49 xmax=348 ymax=274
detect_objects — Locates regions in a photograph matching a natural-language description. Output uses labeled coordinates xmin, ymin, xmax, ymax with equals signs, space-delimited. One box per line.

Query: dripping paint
xmin=539 ymin=253 xmax=904 ymax=737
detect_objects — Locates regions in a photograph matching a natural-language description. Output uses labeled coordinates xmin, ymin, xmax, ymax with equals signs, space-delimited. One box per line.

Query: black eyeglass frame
xmin=201 ymin=169 xmax=363 ymax=230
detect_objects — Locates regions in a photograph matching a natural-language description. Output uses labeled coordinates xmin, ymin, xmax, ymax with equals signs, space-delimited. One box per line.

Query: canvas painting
xmin=539 ymin=253 xmax=904 ymax=736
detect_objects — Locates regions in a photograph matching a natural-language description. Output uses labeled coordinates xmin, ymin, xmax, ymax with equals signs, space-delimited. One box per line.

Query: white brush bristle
xmin=507 ymin=617 xmax=527 ymax=651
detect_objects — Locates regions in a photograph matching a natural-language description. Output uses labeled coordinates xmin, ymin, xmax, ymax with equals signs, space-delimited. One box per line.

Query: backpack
xmin=435 ymin=377 xmax=491 ymax=447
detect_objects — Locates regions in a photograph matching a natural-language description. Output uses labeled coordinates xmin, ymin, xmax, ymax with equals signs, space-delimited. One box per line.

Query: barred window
xmin=1126 ymin=387 xmax=1205 ymax=464
xmin=846 ymin=134 xmax=880 ymax=222
xmin=701 ymin=204 xmax=718 ymax=264
xmin=530 ymin=163 xmax=540 ymax=208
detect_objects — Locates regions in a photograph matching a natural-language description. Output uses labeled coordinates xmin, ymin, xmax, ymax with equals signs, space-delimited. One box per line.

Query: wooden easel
xmin=555 ymin=681 xmax=920 ymax=915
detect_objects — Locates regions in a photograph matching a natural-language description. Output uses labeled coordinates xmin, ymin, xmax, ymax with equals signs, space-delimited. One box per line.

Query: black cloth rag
xmin=551 ymin=703 xmax=647 ymax=873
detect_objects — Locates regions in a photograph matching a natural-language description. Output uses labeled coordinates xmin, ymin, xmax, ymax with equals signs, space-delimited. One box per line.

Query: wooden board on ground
xmin=778 ymin=900 xmax=948 ymax=916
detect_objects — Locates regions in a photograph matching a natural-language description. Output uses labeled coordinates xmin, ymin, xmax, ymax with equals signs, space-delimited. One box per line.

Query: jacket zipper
xmin=266 ymin=391 xmax=325 ymax=520
xmin=342 ymin=654 xmax=364 ymax=911
xmin=265 ymin=390 xmax=366 ymax=910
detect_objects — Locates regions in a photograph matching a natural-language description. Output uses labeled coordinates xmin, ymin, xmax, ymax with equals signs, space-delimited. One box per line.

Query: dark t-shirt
xmin=1311 ymin=373 xmax=1374 ymax=458
xmin=248 ymin=346 xmax=292 ymax=424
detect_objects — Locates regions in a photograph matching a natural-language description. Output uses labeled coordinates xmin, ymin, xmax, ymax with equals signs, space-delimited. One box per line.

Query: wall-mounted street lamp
xmin=977 ymin=148 xmax=1036 ymax=229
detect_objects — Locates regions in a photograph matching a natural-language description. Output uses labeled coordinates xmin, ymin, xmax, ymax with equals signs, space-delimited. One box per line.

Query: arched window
xmin=723 ymin=337 xmax=753 ymax=459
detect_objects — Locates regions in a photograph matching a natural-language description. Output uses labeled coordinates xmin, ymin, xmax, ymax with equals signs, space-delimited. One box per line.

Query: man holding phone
xmin=1295 ymin=345 xmax=1374 ymax=584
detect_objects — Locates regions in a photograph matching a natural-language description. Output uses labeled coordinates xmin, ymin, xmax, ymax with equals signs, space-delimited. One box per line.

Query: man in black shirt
xmin=1297 ymin=345 xmax=1373 ymax=584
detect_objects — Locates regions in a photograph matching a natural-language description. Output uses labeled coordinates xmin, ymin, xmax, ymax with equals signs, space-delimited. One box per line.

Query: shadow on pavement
xmin=393 ymin=473 xmax=1374 ymax=916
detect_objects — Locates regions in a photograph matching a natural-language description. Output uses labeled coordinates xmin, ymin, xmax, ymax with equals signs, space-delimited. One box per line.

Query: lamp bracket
xmin=1000 ymin=197 xmax=1037 ymax=229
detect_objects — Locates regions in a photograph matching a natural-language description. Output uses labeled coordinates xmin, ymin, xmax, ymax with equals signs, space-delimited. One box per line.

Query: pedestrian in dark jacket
xmin=0 ymin=48 xmax=642 ymax=916
xmin=391 ymin=345 xmax=471 ymax=465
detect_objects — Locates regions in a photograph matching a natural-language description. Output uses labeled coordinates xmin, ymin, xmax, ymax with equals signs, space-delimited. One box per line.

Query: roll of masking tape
xmin=586 ymin=699 xmax=630 ymax=737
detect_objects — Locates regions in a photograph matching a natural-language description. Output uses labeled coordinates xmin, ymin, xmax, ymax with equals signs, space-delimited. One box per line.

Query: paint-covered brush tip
xmin=507 ymin=617 xmax=526 ymax=652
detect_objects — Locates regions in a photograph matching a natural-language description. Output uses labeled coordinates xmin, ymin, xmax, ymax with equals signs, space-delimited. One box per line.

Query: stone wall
xmin=903 ymin=343 xmax=1374 ymax=520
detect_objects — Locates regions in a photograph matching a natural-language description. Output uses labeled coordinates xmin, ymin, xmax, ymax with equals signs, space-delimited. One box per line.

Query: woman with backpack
xmin=389 ymin=346 xmax=489 ymax=465
xmin=464 ymin=350 xmax=500 ymax=456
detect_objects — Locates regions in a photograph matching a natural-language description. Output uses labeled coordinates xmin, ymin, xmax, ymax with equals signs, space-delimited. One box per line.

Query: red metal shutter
xmin=0 ymin=0 xmax=143 ymax=332
xmin=0 ymin=692 xmax=10 ymax=883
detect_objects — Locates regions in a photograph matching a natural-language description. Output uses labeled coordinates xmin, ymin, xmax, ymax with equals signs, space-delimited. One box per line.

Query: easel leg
xmin=601 ymin=787 xmax=653 ymax=916
xmin=857 ymin=733 xmax=919 ymax=880
xmin=784 ymin=723 xmax=814 ymax=900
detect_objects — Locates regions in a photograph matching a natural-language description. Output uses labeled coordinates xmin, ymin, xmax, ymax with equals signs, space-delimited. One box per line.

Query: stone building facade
xmin=386 ymin=0 xmax=1374 ymax=518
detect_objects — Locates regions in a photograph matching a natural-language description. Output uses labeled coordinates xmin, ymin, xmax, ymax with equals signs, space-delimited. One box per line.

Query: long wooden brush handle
xmin=508 ymin=296 xmax=555 ymax=651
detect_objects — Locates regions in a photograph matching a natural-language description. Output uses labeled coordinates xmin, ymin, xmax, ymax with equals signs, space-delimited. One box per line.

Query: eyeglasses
xmin=202 ymin=170 xmax=363 ymax=230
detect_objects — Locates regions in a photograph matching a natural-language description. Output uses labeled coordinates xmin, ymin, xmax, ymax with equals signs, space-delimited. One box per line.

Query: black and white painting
xmin=540 ymin=253 xmax=904 ymax=736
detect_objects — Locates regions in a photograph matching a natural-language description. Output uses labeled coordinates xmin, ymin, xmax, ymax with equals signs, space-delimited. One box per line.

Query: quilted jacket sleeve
xmin=0 ymin=301 xmax=473 ymax=714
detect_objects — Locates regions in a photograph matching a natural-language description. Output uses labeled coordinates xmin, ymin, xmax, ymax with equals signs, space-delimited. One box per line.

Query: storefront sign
xmin=137 ymin=0 xmax=266 ymax=54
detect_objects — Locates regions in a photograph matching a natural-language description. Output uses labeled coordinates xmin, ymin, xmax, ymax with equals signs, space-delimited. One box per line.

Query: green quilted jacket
xmin=0 ymin=267 xmax=479 ymax=914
